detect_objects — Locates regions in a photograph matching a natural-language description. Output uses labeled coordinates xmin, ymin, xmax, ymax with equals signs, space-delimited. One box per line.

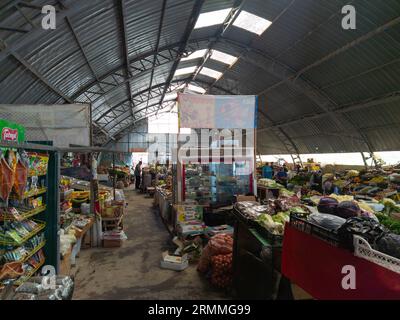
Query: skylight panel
xmin=194 ymin=8 xmax=232 ymax=29
xmin=233 ymin=11 xmax=272 ymax=35
xmin=210 ymin=50 xmax=238 ymax=66
xmin=181 ymin=49 xmax=207 ymax=61
xmin=174 ymin=66 xmax=196 ymax=77
xmin=187 ymin=84 xmax=206 ymax=94
xmin=200 ymin=67 xmax=223 ymax=80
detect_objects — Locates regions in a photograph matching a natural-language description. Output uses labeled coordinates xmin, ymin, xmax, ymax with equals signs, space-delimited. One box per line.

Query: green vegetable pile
xmin=376 ymin=213 xmax=400 ymax=235
xmin=380 ymin=198 xmax=400 ymax=215
xmin=256 ymin=211 xmax=290 ymax=235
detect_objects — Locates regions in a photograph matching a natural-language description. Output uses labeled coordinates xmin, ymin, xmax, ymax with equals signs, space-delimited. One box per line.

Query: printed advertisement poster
xmin=178 ymin=94 xmax=257 ymax=129
xmin=0 ymin=119 xmax=25 ymax=143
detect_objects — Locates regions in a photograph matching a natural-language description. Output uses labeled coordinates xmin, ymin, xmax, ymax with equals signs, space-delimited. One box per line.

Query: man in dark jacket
xmin=134 ymin=161 xmax=142 ymax=190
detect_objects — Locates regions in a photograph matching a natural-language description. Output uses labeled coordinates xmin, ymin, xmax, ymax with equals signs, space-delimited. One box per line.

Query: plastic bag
xmin=210 ymin=253 xmax=233 ymax=288
xmin=114 ymin=189 xmax=125 ymax=201
xmin=337 ymin=216 xmax=387 ymax=246
xmin=308 ymin=213 xmax=346 ymax=230
xmin=197 ymin=234 xmax=233 ymax=273
xmin=375 ymin=233 xmax=400 ymax=259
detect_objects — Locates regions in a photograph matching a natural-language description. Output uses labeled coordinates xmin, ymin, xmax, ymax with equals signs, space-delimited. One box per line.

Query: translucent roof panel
xmin=181 ymin=49 xmax=207 ymax=61
xmin=174 ymin=66 xmax=197 ymax=77
xmin=194 ymin=8 xmax=232 ymax=29
xmin=210 ymin=50 xmax=238 ymax=66
xmin=233 ymin=10 xmax=272 ymax=35
xmin=187 ymin=84 xmax=206 ymax=94
xmin=199 ymin=67 xmax=223 ymax=79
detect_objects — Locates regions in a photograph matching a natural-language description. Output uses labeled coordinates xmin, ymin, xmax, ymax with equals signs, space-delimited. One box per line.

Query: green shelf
xmin=0 ymin=206 xmax=46 ymax=221
xmin=0 ymin=221 xmax=46 ymax=246
xmin=14 ymin=258 xmax=45 ymax=286
xmin=1 ymin=241 xmax=46 ymax=266
xmin=10 ymin=187 xmax=47 ymax=200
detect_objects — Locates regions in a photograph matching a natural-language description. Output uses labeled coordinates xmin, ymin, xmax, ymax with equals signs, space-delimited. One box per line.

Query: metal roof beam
xmin=258 ymin=91 xmax=400 ymax=131
xmin=105 ymin=101 xmax=176 ymax=143
xmin=157 ymin=0 xmax=205 ymax=108
xmin=65 ymin=16 xmax=117 ymax=119
xmin=0 ymin=25 xmax=29 ymax=33
xmin=69 ymin=39 xmax=210 ymax=100
xmin=94 ymin=78 xmax=229 ymax=122
xmin=83 ymin=55 xmax=176 ymax=105
xmin=207 ymin=0 xmax=296 ymax=91
xmin=216 ymin=38 xmax=376 ymax=153
xmin=94 ymin=80 xmax=185 ymax=121
xmin=258 ymin=15 xmax=400 ymax=96
xmin=257 ymin=96 xmax=302 ymax=160
xmin=118 ymin=0 xmax=135 ymax=119
xmin=101 ymin=100 xmax=173 ymax=132
xmin=191 ymin=0 xmax=245 ymax=82
xmin=146 ymin=0 xmax=167 ymax=108
xmin=10 ymin=51 xmax=73 ymax=103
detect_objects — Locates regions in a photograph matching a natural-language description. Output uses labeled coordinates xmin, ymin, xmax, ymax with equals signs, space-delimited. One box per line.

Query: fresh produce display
xmin=258 ymin=178 xmax=284 ymax=189
xmin=336 ymin=201 xmax=361 ymax=219
xmin=288 ymin=173 xmax=311 ymax=186
xmin=257 ymin=212 xmax=289 ymax=235
xmin=375 ymin=213 xmax=400 ymax=235
xmin=381 ymin=198 xmax=400 ymax=215
xmin=235 ymin=196 xmax=311 ymax=236
xmin=317 ymin=197 xmax=339 ymax=215
xmin=197 ymin=233 xmax=233 ymax=274
xmin=210 ymin=253 xmax=233 ymax=289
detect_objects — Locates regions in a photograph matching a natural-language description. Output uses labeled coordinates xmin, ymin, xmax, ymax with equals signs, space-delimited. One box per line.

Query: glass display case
xmin=181 ymin=157 xmax=254 ymax=207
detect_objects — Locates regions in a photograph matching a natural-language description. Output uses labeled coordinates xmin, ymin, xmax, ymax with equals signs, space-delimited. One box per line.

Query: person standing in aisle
xmin=134 ymin=161 xmax=142 ymax=190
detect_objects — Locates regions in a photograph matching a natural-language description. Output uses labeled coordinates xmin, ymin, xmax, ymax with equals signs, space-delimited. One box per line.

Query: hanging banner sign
xmin=178 ymin=94 xmax=257 ymax=129
xmin=0 ymin=119 xmax=25 ymax=143
xmin=0 ymin=104 xmax=90 ymax=147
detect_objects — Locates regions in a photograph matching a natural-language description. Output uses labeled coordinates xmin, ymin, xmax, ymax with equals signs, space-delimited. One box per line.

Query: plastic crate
xmin=353 ymin=235 xmax=400 ymax=274
xmin=289 ymin=213 xmax=345 ymax=249
xmin=233 ymin=207 xmax=283 ymax=245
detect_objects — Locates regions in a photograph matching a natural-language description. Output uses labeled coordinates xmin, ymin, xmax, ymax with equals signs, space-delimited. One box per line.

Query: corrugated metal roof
xmin=0 ymin=0 xmax=399 ymax=153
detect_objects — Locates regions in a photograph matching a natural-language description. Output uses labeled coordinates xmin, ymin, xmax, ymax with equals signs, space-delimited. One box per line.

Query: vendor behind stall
xmin=275 ymin=167 xmax=288 ymax=187
xmin=322 ymin=174 xmax=335 ymax=195
xmin=262 ymin=162 xmax=273 ymax=179
xmin=309 ymin=170 xmax=323 ymax=193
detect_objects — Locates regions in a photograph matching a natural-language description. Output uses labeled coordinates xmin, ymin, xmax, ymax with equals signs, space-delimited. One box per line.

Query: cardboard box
xmin=160 ymin=251 xmax=189 ymax=271
xmin=177 ymin=222 xmax=205 ymax=237
xmin=103 ymin=239 xmax=123 ymax=248
xmin=236 ymin=195 xmax=256 ymax=202
xmin=175 ymin=205 xmax=203 ymax=225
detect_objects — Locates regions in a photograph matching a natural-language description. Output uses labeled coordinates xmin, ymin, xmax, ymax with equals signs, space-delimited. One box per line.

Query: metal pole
xmin=113 ymin=152 xmax=116 ymax=200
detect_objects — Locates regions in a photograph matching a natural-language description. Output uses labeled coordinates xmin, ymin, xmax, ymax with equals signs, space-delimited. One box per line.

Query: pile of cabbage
xmin=235 ymin=197 xmax=311 ymax=236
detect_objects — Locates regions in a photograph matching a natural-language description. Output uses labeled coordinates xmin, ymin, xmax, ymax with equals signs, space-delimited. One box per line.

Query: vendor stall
xmin=0 ymin=141 xmax=59 ymax=289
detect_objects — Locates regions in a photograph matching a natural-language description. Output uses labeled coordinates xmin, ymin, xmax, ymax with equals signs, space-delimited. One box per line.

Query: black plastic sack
xmin=337 ymin=216 xmax=387 ymax=248
xmin=308 ymin=213 xmax=346 ymax=230
xmin=375 ymin=233 xmax=400 ymax=259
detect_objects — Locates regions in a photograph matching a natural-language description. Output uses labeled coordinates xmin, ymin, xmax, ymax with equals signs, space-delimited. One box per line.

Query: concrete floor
xmin=72 ymin=188 xmax=229 ymax=300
